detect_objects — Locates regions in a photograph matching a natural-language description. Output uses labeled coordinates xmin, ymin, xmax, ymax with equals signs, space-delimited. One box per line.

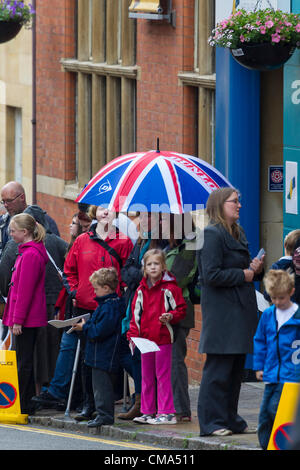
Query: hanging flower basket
xmin=209 ymin=8 xmax=300 ymax=71
xmin=231 ymin=42 xmax=295 ymax=71
xmin=0 ymin=20 xmax=22 ymax=43
xmin=0 ymin=1 xmax=35 ymax=44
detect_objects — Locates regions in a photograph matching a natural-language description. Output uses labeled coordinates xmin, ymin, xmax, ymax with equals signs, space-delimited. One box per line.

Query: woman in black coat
xmin=197 ymin=187 xmax=264 ymax=436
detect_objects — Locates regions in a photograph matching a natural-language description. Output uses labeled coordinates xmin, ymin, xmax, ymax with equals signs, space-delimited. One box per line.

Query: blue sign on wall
xmin=269 ymin=166 xmax=284 ymax=192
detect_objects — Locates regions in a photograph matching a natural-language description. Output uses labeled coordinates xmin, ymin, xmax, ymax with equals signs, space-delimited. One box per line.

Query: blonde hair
xmin=89 ymin=267 xmax=119 ymax=291
xmin=206 ymin=187 xmax=240 ymax=239
xmin=143 ymin=249 xmax=167 ymax=277
xmin=264 ymin=269 xmax=295 ymax=297
xmin=10 ymin=213 xmax=45 ymax=243
xmin=284 ymin=229 xmax=300 ymax=256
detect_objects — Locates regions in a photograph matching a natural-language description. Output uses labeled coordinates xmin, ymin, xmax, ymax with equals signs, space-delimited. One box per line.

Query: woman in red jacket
xmin=63 ymin=206 xmax=133 ymax=420
xmin=2 ymin=213 xmax=48 ymax=414
xmin=127 ymin=249 xmax=186 ymax=425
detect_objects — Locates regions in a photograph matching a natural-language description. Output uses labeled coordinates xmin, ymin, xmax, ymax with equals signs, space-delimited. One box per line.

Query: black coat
xmin=197 ymin=223 xmax=260 ymax=354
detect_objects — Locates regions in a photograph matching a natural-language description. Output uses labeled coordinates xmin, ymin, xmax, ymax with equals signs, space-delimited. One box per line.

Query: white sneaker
xmin=148 ymin=414 xmax=177 ymax=425
xmin=133 ymin=414 xmax=154 ymax=424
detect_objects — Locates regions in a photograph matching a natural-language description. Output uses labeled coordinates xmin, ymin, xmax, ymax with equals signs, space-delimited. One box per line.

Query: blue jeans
xmin=119 ymin=334 xmax=141 ymax=394
xmin=48 ymin=330 xmax=79 ymax=400
xmin=257 ymin=383 xmax=284 ymax=450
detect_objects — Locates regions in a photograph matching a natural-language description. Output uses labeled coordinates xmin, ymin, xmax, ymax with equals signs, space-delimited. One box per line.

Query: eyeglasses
xmin=0 ymin=193 xmax=23 ymax=205
xmin=224 ymin=198 xmax=241 ymax=205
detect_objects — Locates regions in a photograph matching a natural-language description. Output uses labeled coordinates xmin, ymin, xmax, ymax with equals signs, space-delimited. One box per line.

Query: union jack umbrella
xmin=75 ymin=150 xmax=232 ymax=213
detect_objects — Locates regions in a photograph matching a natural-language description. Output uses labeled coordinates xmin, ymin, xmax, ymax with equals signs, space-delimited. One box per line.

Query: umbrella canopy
xmin=75 ymin=150 xmax=232 ymax=213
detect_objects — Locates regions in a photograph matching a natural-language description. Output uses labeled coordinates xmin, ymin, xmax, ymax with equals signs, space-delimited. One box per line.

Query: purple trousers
xmin=141 ymin=343 xmax=176 ymax=415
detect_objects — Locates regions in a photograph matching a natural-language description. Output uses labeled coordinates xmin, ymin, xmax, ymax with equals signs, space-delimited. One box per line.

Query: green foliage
xmin=209 ymin=8 xmax=300 ymax=49
xmin=0 ymin=0 xmax=35 ymax=28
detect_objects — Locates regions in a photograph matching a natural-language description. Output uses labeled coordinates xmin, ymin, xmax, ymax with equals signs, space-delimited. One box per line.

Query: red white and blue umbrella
xmin=75 ymin=150 xmax=232 ymax=213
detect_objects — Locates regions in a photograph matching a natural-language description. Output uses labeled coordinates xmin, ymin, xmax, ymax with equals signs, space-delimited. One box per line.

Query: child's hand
xmin=159 ymin=313 xmax=173 ymax=324
xmin=71 ymin=319 xmax=85 ymax=331
xmin=256 ymin=370 xmax=263 ymax=381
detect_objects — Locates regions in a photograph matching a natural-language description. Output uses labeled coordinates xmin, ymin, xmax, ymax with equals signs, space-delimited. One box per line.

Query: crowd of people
xmin=1 ymin=182 xmax=300 ymax=449
xmin=0 ymin=181 xmax=198 ymax=428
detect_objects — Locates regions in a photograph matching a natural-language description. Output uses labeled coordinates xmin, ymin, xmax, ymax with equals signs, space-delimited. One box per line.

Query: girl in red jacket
xmin=127 ymin=249 xmax=186 ymax=425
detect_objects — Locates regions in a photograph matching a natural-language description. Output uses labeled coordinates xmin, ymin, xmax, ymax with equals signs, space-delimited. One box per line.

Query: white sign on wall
xmin=286 ymin=161 xmax=298 ymax=215
xmin=216 ymin=0 xmax=290 ymax=24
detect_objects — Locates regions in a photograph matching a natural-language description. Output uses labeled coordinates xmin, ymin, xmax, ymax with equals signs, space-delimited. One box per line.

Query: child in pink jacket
xmin=2 ymin=213 xmax=48 ymax=414
xmin=127 ymin=249 xmax=186 ymax=425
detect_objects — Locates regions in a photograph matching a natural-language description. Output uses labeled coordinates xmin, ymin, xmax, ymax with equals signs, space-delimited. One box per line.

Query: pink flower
xmin=265 ymin=20 xmax=274 ymax=28
xmin=271 ymin=33 xmax=281 ymax=43
xmin=296 ymin=24 xmax=300 ymax=32
xmin=260 ymin=26 xmax=266 ymax=34
xmin=240 ymin=34 xmax=245 ymax=42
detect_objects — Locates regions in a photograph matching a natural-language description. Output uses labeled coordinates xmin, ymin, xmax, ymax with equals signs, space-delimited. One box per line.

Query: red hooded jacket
xmin=127 ymin=271 xmax=186 ymax=346
xmin=63 ymin=225 xmax=133 ymax=311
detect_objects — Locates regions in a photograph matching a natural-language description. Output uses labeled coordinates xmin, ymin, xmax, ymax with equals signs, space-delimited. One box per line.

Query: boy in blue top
xmin=73 ymin=267 xmax=125 ymax=428
xmin=253 ymin=269 xmax=300 ymax=450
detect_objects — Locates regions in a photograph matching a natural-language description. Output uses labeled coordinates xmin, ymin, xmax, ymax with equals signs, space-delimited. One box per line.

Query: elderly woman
xmin=197 ymin=187 xmax=264 ymax=436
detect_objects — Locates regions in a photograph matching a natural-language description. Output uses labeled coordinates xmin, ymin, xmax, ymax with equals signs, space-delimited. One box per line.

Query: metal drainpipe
xmin=32 ymin=0 xmax=37 ymax=204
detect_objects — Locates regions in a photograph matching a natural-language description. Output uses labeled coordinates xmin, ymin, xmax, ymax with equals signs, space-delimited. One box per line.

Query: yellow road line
xmin=0 ymin=423 xmax=165 ymax=450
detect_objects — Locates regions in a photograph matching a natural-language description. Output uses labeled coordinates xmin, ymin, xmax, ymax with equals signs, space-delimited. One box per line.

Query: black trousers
xmin=197 ymin=354 xmax=247 ymax=436
xmin=15 ymin=327 xmax=39 ymax=413
xmin=92 ymin=368 xmax=116 ymax=425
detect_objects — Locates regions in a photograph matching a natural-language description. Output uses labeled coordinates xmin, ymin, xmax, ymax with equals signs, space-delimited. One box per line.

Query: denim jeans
xmin=48 ymin=330 xmax=79 ymax=400
xmin=257 ymin=383 xmax=284 ymax=450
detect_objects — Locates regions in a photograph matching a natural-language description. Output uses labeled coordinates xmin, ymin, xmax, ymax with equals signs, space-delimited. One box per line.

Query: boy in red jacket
xmin=127 ymin=249 xmax=186 ymax=425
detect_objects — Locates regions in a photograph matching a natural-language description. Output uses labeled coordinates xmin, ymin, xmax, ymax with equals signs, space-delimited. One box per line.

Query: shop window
xmin=61 ymin=0 xmax=137 ymax=189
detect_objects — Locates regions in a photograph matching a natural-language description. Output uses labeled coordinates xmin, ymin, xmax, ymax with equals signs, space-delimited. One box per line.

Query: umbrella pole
xmin=65 ymin=338 xmax=81 ymax=417
xmin=122 ymin=370 xmax=129 ymax=412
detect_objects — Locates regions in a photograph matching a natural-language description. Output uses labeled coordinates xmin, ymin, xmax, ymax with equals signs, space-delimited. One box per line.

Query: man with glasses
xmin=0 ymin=181 xmax=59 ymax=252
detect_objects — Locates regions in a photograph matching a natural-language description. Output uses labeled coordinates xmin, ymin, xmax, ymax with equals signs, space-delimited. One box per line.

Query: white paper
xmin=48 ymin=313 xmax=90 ymax=329
xmin=131 ymin=337 xmax=160 ymax=354
xmin=256 ymin=290 xmax=270 ymax=313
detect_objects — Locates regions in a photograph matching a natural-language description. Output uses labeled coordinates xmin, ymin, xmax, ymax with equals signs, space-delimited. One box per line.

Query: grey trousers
xmin=171 ymin=327 xmax=191 ymax=416
xmin=92 ymin=368 xmax=116 ymax=425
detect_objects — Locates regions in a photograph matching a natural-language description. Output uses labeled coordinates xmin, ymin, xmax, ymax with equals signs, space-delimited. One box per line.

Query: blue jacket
xmin=253 ymin=304 xmax=300 ymax=383
xmin=83 ymin=293 xmax=125 ymax=373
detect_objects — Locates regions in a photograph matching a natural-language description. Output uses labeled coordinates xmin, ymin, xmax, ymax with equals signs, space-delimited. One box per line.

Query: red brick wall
xmin=35 ymin=0 xmax=77 ymax=241
xmin=136 ymin=0 xmax=203 ymax=383
xmin=35 ymin=0 xmax=204 ymax=382
xmin=136 ymin=0 xmax=196 ymax=155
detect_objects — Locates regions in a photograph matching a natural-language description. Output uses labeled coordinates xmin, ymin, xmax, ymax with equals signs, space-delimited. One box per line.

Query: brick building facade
xmin=0 ymin=0 xmax=213 ymax=383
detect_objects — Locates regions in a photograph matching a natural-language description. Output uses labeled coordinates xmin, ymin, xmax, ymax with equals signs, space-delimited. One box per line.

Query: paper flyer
xmin=48 ymin=313 xmax=90 ymax=329
xmin=131 ymin=337 xmax=160 ymax=354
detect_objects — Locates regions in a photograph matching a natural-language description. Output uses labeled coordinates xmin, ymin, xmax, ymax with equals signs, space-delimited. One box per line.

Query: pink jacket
xmin=2 ymin=240 xmax=49 ymax=328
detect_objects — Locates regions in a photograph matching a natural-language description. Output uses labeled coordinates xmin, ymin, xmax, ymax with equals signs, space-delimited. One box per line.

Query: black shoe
xmin=74 ymin=405 xmax=95 ymax=421
xmin=31 ymin=390 xmax=66 ymax=409
xmin=87 ymin=415 xmax=113 ymax=428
